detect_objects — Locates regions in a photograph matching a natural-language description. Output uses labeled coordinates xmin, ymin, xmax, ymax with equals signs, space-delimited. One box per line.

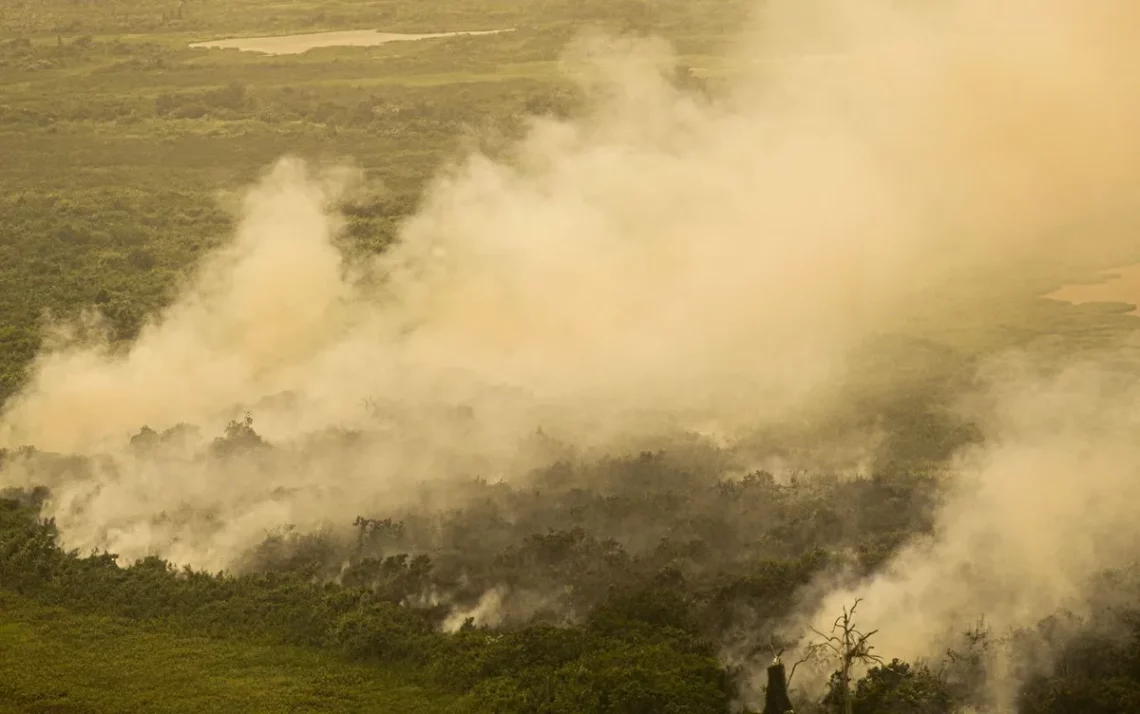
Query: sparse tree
xmin=810 ymin=599 xmax=885 ymax=714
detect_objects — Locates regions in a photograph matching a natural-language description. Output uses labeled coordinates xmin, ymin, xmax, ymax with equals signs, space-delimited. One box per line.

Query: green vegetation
xmin=6 ymin=441 xmax=1140 ymax=712
xmin=0 ymin=487 xmax=733 ymax=713
xmin=0 ymin=592 xmax=455 ymax=714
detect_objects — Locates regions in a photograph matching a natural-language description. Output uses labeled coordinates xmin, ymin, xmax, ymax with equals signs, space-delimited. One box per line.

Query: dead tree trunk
xmin=810 ymin=599 xmax=884 ymax=714
xmin=763 ymin=662 xmax=795 ymax=714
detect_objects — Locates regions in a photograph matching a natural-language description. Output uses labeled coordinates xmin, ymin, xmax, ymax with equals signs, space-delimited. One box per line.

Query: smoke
xmin=439 ymin=586 xmax=571 ymax=633
xmin=8 ymin=162 xmax=365 ymax=449
xmin=775 ymin=351 xmax=1140 ymax=709
xmin=5 ymin=0 xmax=1140 ymax=698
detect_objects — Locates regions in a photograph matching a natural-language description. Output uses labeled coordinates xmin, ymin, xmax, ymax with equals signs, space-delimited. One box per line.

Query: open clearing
xmin=0 ymin=593 xmax=455 ymax=714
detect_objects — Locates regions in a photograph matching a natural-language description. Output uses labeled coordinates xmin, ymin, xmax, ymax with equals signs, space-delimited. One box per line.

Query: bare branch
xmin=786 ymin=642 xmax=821 ymax=688
xmin=808 ymin=626 xmax=844 ymax=656
xmin=802 ymin=598 xmax=885 ymax=714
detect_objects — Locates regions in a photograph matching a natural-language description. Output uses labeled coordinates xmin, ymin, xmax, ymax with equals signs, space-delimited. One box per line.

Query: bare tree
xmin=809 ymin=598 xmax=885 ymax=714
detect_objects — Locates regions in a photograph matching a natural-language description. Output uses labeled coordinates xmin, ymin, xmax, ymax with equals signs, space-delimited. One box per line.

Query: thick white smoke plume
xmin=766 ymin=353 xmax=1140 ymax=710
xmin=4 ymin=0 xmax=1140 ymax=699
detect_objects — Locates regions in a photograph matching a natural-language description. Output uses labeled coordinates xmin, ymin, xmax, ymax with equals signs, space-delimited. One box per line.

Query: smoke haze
xmin=5 ymin=0 xmax=1140 ymax=703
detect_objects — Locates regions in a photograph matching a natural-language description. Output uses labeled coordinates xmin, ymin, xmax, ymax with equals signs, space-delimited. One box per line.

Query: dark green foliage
xmin=461 ymin=637 xmax=728 ymax=714
xmin=1021 ymin=677 xmax=1140 ymax=714
xmin=1017 ymin=607 xmax=1140 ymax=714
xmin=0 ymin=490 xmax=732 ymax=713
xmin=8 ymin=440 xmax=1140 ymax=714
xmin=830 ymin=659 xmax=953 ymax=714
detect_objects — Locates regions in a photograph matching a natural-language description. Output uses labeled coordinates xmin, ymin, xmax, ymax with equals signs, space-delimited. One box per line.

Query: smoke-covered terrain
xmin=5 ymin=0 xmax=1140 ymax=712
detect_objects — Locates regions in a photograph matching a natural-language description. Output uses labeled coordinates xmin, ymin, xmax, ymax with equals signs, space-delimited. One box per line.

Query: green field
xmin=0 ymin=593 xmax=454 ymax=714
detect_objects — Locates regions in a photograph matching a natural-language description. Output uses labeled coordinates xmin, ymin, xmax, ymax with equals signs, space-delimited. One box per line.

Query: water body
xmin=1046 ymin=263 xmax=1140 ymax=314
xmin=190 ymin=29 xmax=507 ymax=55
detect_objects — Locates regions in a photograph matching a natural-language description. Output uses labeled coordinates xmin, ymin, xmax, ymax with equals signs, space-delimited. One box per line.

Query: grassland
xmin=0 ymin=592 xmax=455 ymax=714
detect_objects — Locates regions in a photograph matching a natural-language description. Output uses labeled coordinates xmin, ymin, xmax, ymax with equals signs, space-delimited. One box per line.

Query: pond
xmin=189 ymin=29 xmax=507 ymax=55
xmin=1046 ymin=263 xmax=1140 ymax=314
